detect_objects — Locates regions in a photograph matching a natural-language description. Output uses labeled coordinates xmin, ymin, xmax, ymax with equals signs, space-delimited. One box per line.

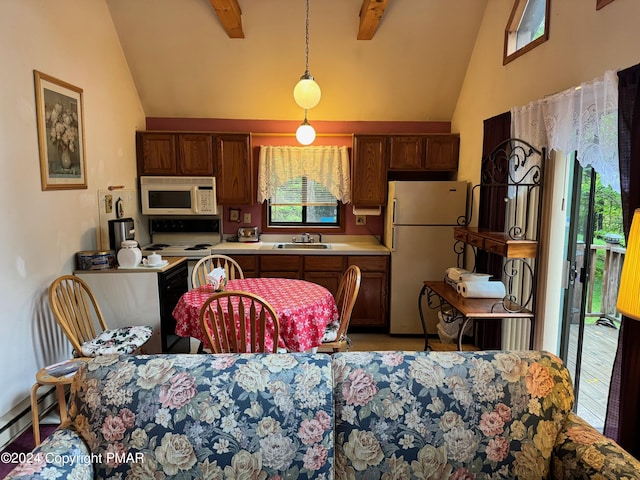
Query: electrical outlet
xmin=244 ymin=213 xmax=252 ymax=224
xmin=105 ymin=194 xmax=113 ymax=214
xmin=356 ymin=215 xmax=366 ymax=225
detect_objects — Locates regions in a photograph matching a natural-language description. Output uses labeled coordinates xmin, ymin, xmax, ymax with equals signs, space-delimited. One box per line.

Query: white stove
xmin=141 ymin=218 xmax=221 ymax=260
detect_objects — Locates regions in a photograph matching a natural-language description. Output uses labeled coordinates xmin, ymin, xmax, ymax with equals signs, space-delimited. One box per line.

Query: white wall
xmin=452 ymin=0 xmax=640 ymax=352
xmin=0 ymin=0 xmax=144 ymax=420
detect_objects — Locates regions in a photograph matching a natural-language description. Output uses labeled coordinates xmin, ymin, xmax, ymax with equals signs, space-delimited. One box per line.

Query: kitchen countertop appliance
xmin=108 ymin=217 xmax=136 ymax=253
xmin=140 ymin=176 xmax=218 ymax=216
xmin=141 ymin=217 xmax=221 ymax=260
xmin=384 ymin=181 xmax=467 ymax=335
xmin=238 ymin=226 xmax=260 ymax=242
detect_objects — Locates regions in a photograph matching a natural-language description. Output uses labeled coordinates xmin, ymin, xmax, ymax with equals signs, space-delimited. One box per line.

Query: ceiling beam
xmin=357 ymin=0 xmax=389 ymax=40
xmin=209 ymin=0 xmax=244 ymax=39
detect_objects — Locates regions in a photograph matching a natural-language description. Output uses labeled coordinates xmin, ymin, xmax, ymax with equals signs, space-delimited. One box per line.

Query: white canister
xmin=117 ymin=240 xmax=142 ymax=268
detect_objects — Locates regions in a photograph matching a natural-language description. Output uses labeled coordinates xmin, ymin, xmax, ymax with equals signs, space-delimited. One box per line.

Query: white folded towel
xmin=457 ymin=281 xmax=506 ymax=298
xmin=446 ymin=267 xmax=469 ymax=282
xmin=206 ymin=267 xmax=227 ymax=291
xmin=459 ymin=272 xmax=492 ymax=283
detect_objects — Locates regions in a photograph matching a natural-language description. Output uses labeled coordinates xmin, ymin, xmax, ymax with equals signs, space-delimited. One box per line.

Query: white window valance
xmin=512 ymin=70 xmax=619 ymax=192
xmin=257 ymin=145 xmax=351 ymax=203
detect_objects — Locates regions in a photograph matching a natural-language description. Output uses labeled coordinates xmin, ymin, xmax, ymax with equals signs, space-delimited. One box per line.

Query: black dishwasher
xmin=157 ymin=261 xmax=188 ymax=352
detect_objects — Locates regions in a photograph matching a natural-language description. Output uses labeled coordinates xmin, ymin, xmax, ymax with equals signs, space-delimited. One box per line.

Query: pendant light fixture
xmin=293 ymin=0 xmax=321 ymax=110
xmin=296 ymin=110 xmax=316 ymax=145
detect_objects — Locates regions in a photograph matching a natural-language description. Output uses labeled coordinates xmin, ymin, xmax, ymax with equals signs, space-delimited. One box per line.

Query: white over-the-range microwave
xmin=140 ymin=176 xmax=218 ymax=215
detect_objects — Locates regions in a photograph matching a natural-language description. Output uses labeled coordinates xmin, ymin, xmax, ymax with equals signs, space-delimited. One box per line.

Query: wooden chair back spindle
xmin=199 ymin=290 xmax=280 ymax=353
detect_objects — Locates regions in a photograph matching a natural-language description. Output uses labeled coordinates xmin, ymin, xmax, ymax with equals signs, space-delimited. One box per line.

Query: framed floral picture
xmin=229 ymin=208 xmax=240 ymax=222
xmin=34 ymin=70 xmax=87 ymax=190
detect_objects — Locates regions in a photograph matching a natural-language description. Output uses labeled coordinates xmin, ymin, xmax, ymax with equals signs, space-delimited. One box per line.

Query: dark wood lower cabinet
xmin=230 ymin=254 xmax=258 ymax=278
xmin=259 ymin=255 xmax=301 ymax=279
xmin=225 ymin=253 xmax=390 ymax=331
xmin=348 ymin=256 xmax=389 ymax=330
xmin=303 ymin=256 xmax=344 ymax=295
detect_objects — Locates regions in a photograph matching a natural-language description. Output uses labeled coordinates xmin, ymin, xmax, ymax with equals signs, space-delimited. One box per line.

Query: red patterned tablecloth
xmin=173 ymin=278 xmax=339 ymax=352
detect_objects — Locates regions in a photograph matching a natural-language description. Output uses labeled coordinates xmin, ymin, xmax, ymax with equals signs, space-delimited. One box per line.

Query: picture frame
xmin=229 ymin=208 xmax=240 ymax=222
xmin=34 ymin=70 xmax=87 ymax=190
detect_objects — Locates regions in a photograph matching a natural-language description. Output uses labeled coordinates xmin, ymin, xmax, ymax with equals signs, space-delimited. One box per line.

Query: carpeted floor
xmin=0 ymin=424 xmax=57 ymax=478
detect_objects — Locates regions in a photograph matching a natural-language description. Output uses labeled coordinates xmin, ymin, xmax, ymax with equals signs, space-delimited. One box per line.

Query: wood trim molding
xmin=596 ymin=0 xmax=615 ymax=10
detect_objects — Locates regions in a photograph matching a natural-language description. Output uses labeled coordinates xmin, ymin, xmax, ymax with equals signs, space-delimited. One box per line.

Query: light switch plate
xmin=244 ymin=213 xmax=252 ymax=224
xmin=356 ymin=215 xmax=366 ymax=225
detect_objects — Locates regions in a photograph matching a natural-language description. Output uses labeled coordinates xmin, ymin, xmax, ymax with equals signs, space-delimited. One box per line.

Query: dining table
xmin=172 ymin=277 xmax=340 ymax=352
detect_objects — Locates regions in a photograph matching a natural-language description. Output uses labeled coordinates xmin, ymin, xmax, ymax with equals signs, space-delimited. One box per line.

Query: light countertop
xmin=74 ymin=256 xmax=188 ymax=273
xmin=213 ymin=235 xmax=390 ymax=256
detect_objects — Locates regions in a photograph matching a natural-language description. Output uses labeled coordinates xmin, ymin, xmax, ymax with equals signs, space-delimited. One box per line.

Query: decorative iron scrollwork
xmin=459 ymin=138 xmax=545 ymax=242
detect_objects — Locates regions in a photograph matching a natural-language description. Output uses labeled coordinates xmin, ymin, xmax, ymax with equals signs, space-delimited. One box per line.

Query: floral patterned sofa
xmin=6 ymin=351 xmax=640 ymax=479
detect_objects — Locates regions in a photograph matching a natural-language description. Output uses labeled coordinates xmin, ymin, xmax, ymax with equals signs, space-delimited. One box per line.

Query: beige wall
xmin=0 ymin=0 xmax=144 ymax=422
xmin=452 ymin=0 xmax=640 ymax=351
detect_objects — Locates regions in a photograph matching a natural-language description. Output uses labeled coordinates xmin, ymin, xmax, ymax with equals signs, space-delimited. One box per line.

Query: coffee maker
xmin=108 ymin=218 xmax=136 ymax=253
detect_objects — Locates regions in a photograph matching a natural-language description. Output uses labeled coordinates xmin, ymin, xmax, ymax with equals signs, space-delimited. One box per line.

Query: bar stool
xmin=30 ymin=359 xmax=86 ymax=446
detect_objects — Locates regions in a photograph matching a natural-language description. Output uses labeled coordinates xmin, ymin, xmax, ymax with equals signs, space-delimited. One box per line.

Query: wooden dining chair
xmin=48 ymin=275 xmax=153 ymax=357
xmin=191 ymin=254 xmax=244 ymax=289
xmin=199 ymin=290 xmax=281 ymax=353
xmin=318 ymin=265 xmax=361 ymax=353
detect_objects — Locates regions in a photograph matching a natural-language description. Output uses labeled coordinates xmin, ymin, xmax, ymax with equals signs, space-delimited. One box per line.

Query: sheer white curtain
xmin=504 ymin=70 xmax=619 ymax=350
xmin=257 ymin=145 xmax=351 ymax=203
xmin=512 ymin=70 xmax=619 ymax=191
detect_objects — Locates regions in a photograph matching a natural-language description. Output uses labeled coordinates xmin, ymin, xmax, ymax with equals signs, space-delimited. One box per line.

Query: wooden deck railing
xmin=585 ymin=243 xmax=626 ymax=321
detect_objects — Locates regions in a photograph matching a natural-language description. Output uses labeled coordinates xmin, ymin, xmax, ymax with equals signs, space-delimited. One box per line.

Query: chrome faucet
xmin=292 ymin=233 xmax=314 ymax=243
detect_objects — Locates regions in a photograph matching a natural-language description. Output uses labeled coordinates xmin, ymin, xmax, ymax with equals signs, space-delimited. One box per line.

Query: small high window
xmin=503 ymin=0 xmax=550 ymax=65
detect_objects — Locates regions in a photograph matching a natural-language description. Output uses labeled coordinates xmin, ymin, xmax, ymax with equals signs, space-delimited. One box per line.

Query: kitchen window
xmin=268 ymin=176 xmax=340 ymax=226
xmin=258 ymin=145 xmax=350 ymax=230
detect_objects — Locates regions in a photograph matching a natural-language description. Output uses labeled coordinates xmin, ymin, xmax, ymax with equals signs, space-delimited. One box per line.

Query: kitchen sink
xmin=274 ymin=243 xmax=331 ymax=249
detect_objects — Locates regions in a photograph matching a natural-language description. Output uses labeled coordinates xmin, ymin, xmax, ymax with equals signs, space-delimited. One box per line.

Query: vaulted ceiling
xmin=106 ymin=0 xmax=488 ymax=122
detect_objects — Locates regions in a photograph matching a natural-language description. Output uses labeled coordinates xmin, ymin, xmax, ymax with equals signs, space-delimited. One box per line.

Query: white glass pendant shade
xmin=296 ymin=119 xmax=316 ymax=145
xmin=294 ymin=75 xmax=321 ymax=110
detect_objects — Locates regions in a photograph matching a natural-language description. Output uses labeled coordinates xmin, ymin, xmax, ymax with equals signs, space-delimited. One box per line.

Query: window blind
xmin=270 ymin=177 xmax=337 ymax=206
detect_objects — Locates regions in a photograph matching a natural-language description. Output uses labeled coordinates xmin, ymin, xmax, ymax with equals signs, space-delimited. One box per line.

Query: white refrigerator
xmin=384 ymin=181 xmax=467 ymax=335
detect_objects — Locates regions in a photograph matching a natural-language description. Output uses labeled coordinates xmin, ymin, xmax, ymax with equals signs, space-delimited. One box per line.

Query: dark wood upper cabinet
xmin=137 ymin=132 xmax=177 ymax=175
xmin=352 ymin=135 xmax=388 ymax=207
xmin=137 ymin=131 xmax=254 ymax=205
xmin=178 ymin=134 xmax=214 ymax=176
xmin=425 ymin=134 xmax=460 ymax=171
xmin=388 ymin=134 xmax=459 ymax=172
xmin=215 ymin=133 xmax=252 ymax=205
xmin=136 ymin=132 xmax=213 ymax=176
xmin=388 ymin=136 xmax=425 ymax=170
